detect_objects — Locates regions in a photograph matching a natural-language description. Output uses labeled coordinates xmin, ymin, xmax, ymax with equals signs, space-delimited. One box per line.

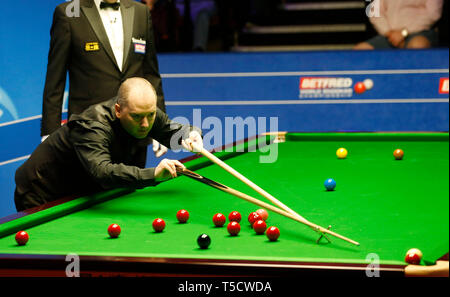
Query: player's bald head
xmin=117 ymin=77 xmax=157 ymax=109
xmin=115 ymin=78 xmax=158 ymax=139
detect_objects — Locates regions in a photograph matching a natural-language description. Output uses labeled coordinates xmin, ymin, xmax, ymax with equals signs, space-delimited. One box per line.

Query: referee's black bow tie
xmin=100 ymin=1 xmax=120 ymax=10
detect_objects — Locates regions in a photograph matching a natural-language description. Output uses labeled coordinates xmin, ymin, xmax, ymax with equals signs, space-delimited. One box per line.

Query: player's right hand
xmin=154 ymin=159 xmax=185 ymax=182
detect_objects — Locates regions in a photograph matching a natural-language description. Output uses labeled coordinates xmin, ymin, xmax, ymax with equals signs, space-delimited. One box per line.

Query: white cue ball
xmin=406 ymin=248 xmax=423 ymax=259
xmin=363 ymin=79 xmax=374 ymax=90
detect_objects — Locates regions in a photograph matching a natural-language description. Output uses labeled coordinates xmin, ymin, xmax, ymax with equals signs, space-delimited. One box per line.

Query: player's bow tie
xmin=100 ymin=1 xmax=120 ymax=10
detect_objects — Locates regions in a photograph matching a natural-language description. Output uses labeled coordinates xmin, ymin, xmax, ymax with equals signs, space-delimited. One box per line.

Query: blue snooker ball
xmin=324 ymin=178 xmax=336 ymax=191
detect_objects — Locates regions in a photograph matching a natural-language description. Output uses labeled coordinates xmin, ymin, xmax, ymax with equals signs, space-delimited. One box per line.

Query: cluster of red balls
xmin=213 ymin=209 xmax=280 ymax=241
xmin=105 ymin=208 xmax=279 ymax=242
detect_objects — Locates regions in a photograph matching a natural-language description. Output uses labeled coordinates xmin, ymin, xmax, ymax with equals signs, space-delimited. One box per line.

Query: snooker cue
xmin=193 ymin=143 xmax=308 ymax=222
xmin=177 ymin=168 xmax=360 ymax=247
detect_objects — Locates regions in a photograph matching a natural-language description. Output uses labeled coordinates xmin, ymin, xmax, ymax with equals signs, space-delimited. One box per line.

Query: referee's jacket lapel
xmin=121 ymin=0 xmax=135 ymax=73
xmin=81 ymin=0 xmax=120 ymax=71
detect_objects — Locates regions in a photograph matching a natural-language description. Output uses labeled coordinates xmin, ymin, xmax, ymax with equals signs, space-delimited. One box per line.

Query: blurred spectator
xmin=216 ymin=0 xmax=251 ymax=51
xmin=355 ymin=0 xmax=444 ymax=50
xmin=141 ymin=0 xmax=180 ymax=52
xmin=248 ymin=0 xmax=279 ymax=25
xmin=175 ymin=0 xmax=217 ymax=51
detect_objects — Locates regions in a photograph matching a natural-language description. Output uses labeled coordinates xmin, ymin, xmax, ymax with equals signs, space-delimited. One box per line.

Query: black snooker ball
xmin=197 ymin=234 xmax=211 ymax=249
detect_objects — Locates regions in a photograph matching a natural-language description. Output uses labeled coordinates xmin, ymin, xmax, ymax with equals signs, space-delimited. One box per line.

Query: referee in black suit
xmin=42 ymin=0 xmax=168 ymax=156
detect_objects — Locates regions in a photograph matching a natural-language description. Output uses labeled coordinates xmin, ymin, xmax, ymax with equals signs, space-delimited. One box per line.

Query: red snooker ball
xmin=248 ymin=212 xmax=262 ymax=226
xmin=227 ymin=221 xmax=241 ymax=236
xmin=394 ymin=149 xmax=404 ymax=160
xmin=15 ymin=231 xmax=29 ymax=246
xmin=152 ymin=218 xmax=166 ymax=233
xmin=213 ymin=213 xmax=226 ymax=227
xmin=266 ymin=226 xmax=280 ymax=241
xmin=176 ymin=209 xmax=189 ymax=223
xmin=228 ymin=211 xmax=241 ymax=223
xmin=256 ymin=209 xmax=269 ymax=221
xmin=107 ymin=224 xmax=121 ymax=238
xmin=253 ymin=220 xmax=267 ymax=235
xmin=354 ymin=82 xmax=366 ymax=94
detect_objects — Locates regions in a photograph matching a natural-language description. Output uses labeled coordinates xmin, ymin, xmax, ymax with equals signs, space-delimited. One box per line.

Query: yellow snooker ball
xmin=336 ymin=148 xmax=348 ymax=159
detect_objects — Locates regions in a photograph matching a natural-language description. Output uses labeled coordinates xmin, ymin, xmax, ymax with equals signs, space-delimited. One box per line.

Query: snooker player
xmin=14 ymin=78 xmax=203 ymax=211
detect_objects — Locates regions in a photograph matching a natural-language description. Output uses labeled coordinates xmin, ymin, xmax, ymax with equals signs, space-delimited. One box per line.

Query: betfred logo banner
xmin=299 ymin=77 xmax=374 ymax=99
xmin=299 ymin=77 xmax=353 ymax=98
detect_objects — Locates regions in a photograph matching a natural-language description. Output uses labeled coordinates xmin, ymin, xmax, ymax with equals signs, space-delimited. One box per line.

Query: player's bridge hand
xmin=182 ymin=131 xmax=203 ymax=154
xmin=155 ymin=159 xmax=186 ymax=182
